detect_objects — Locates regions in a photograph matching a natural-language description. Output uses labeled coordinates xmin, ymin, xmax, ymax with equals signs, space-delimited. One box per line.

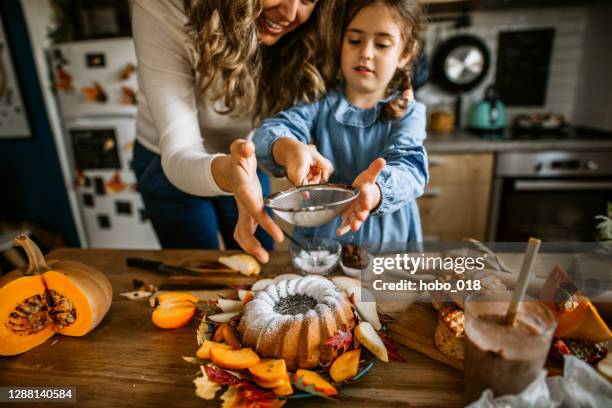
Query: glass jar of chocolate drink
xmin=463 ymin=294 xmax=556 ymax=404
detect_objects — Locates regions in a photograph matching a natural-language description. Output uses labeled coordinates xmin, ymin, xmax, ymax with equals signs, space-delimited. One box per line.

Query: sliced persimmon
xmin=248 ymin=359 xmax=287 ymax=383
xmin=210 ymin=347 xmax=260 ymax=369
xmin=151 ymin=301 xmax=195 ymax=329
xmin=294 ymin=369 xmax=337 ymax=396
xmin=212 ymin=324 xmax=227 ymax=342
xmin=222 ymin=325 xmax=241 ymax=350
xmin=272 ymin=375 xmax=293 ymax=396
xmin=196 ymin=340 xmax=232 ymax=359
xmin=330 ymin=349 xmax=361 ymax=383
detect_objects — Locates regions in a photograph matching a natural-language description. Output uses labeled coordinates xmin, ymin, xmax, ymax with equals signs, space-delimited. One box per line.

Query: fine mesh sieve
xmin=264 ymin=184 xmax=359 ymax=227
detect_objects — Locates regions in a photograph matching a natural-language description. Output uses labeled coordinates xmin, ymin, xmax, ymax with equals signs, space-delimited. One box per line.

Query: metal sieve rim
xmin=264 ymin=183 xmax=359 ymax=213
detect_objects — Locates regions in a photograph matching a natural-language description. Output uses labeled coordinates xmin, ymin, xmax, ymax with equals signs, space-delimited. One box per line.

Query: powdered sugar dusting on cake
xmin=255 ymin=290 xmax=275 ymax=305
xmin=277 ymin=278 xmax=289 ymax=298
xmin=286 ymin=278 xmax=300 ymax=295
xmin=255 ymin=314 xmax=290 ymax=350
xmin=264 ymin=284 xmax=280 ymax=303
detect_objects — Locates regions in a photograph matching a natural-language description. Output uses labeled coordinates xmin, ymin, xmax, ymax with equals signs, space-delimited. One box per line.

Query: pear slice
xmin=345 ymin=286 xmax=381 ymax=330
xmin=218 ymin=254 xmax=261 ymax=276
xmin=237 ymin=289 xmax=252 ymax=301
xmin=251 ymin=279 xmax=274 ymax=292
xmin=217 ymin=298 xmax=243 ymax=313
xmin=331 ymin=276 xmax=361 ymax=293
xmin=208 ymin=312 xmax=241 ymax=323
xmin=354 ymin=322 xmax=388 ymax=362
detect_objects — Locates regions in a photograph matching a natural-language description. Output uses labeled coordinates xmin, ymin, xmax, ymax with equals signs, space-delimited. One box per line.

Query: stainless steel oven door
xmin=489 ymin=178 xmax=612 ymax=241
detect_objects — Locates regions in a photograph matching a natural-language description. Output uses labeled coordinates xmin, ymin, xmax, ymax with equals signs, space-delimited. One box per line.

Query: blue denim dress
xmin=253 ymin=88 xmax=429 ymax=246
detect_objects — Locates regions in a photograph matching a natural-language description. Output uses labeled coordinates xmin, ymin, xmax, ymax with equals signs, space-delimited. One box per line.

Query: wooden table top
xmin=0 ymin=248 xmax=464 ymax=407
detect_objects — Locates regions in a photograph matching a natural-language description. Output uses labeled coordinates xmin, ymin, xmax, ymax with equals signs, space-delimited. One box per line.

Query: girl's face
xmin=257 ymin=0 xmax=319 ymax=45
xmin=341 ymin=3 xmax=412 ymax=101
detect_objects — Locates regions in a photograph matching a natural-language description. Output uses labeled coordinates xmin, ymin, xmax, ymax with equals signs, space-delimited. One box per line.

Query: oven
xmin=488 ymin=151 xmax=612 ymax=242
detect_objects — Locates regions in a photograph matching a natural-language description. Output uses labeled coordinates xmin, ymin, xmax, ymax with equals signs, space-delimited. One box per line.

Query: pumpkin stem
xmin=14 ymin=234 xmax=51 ymax=275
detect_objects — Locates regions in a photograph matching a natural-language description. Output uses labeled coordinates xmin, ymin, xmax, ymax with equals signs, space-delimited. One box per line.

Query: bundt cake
xmin=238 ymin=276 xmax=355 ymax=370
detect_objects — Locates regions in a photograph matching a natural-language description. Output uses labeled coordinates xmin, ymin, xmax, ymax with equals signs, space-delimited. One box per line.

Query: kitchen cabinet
xmin=418 ymin=153 xmax=494 ymax=241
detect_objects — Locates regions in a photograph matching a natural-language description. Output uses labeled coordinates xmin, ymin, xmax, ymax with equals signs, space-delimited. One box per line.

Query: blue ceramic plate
xmin=288 ymin=359 xmax=375 ymax=399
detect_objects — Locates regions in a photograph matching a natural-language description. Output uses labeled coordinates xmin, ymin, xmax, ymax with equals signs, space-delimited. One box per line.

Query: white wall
xmin=418 ymin=5 xmax=592 ymax=127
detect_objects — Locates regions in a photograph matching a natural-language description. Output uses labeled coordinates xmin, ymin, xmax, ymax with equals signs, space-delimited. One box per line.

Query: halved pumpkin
xmin=0 ymin=235 xmax=112 ymax=356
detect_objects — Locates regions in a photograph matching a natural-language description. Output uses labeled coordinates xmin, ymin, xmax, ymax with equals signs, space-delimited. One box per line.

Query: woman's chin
xmin=257 ymin=29 xmax=284 ymax=46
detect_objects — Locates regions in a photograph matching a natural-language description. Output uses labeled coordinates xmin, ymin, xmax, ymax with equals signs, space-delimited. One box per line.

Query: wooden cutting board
xmin=388 ymin=303 xmax=566 ymax=375
xmin=389 ymin=302 xmax=464 ymax=371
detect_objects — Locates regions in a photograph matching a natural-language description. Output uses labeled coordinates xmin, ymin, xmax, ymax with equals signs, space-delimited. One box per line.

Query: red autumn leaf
xmin=204 ymin=365 xmax=243 ymax=385
xmin=324 ymin=326 xmax=353 ymax=353
xmin=239 ymin=382 xmax=279 ymax=403
xmin=378 ymin=332 xmax=407 ymax=363
xmin=379 ymin=313 xmax=396 ymax=325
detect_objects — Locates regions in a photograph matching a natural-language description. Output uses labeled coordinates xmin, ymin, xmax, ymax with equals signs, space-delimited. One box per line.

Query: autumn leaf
xmin=204 ymin=365 xmax=243 ymax=386
xmin=238 ymin=382 xmax=279 ymax=403
xmin=378 ymin=332 xmax=406 ymax=363
xmin=194 ymin=366 xmax=222 ymax=400
xmin=197 ymin=300 xmax=222 ymax=315
xmin=221 ymin=383 xmax=285 ymax=408
xmin=379 ymin=313 xmax=396 ymax=325
xmin=324 ymin=326 xmax=353 ymax=353
xmin=196 ymin=315 xmax=214 ymax=346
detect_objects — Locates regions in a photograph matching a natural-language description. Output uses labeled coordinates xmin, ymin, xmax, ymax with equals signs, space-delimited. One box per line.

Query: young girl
xmin=253 ymin=0 xmax=428 ymax=246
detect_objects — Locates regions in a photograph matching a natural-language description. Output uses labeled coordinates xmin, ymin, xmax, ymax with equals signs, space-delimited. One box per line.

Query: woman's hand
xmin=272 ymin=137 xmax=333 ymax=186
xmin=228 ymin=140 xmax=283 ymax=263
xmin=336 ymin=158 xmax=386 ymax=236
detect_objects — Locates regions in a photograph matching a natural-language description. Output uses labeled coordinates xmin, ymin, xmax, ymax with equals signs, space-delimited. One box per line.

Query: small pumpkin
xmin=0 ymin=235 xmax=112 ymax=356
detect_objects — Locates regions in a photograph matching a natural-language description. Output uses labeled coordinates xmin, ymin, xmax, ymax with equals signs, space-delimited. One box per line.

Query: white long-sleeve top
xmin=131 ymin=0 xmax=252 ymax=196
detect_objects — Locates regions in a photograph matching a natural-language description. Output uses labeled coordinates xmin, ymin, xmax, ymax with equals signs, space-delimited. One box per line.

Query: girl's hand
xmin=272 ymin=138 xmax=333 ymax=186
xmin=228 ymin=139 xmax=283 ymax=263
xmin=336 ymin=158 xmax=386 ymax=236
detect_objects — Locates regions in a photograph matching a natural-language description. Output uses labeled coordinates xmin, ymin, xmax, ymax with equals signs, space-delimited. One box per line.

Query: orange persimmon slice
xmin=210 ymin=347 xmax=260 ymax=370
xmin=330 ymin=349 xmax=361 ymax=383
xmin=212 ymin=324 xmax=227 ymax=343
xmin=293 ymin=369 xmax=337 ymax=396
xmin=272 ymin=375 xmax=293 ymax=396
xmin=196 ymin=340 xmax=232 ymax=359
xmin=249 ymin=359 xmax=287 ymax=383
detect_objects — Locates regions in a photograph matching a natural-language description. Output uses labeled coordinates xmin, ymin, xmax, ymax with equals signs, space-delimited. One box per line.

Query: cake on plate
xmin=238 ymin=276 xmax=356 ymax=369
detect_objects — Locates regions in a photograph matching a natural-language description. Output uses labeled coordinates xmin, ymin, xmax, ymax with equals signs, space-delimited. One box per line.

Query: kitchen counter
xmin=425 ymin=130 xmax=612 ymax=153
xmin=0 ymin=248 xmax=464 ymax=407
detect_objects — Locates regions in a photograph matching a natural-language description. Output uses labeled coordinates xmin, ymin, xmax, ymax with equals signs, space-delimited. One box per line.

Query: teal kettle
xmin=469 ymin=85 xmax=506 ymax=134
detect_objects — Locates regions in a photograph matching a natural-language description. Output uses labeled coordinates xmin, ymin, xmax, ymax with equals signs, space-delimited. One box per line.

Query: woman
xmin=130 ymin=0 xmax=346 ymax=262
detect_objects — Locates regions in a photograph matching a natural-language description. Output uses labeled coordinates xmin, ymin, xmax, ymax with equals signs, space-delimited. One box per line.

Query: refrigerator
xmin=50 ymin=38 xmax=159 ymax=249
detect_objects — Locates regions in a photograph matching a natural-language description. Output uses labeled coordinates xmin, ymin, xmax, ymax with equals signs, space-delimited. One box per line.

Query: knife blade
xmin=126 ymin=257 xmax=206 ymax=276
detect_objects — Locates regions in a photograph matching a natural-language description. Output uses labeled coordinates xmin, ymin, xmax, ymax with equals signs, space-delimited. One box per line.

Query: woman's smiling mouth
xmin=259 ymin=15 xmax=288 ymax=35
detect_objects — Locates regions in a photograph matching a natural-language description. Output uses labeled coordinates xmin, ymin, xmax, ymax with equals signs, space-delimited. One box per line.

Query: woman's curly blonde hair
xmin=344 ymin=0 xmax=425 ymax=121
xmin=183 ymin=0 xmax=347 ymax=121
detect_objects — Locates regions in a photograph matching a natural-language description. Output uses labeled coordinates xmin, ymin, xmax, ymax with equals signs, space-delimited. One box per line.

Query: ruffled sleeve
xmin=372 ymin=100 xmax=429 ymax=215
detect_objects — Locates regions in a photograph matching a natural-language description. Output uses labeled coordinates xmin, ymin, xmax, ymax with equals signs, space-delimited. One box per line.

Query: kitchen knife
xmin=126 ymin=257 xmax=209 ymax=276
